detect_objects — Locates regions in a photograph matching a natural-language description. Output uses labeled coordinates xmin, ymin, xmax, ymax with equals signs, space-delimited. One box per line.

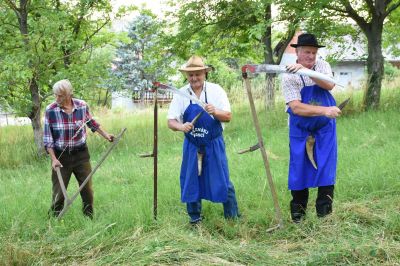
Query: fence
xmin=0 ymin=113 xmax=30 ymax=127
xmin=132 ymin=90 xmax=174 ymax=104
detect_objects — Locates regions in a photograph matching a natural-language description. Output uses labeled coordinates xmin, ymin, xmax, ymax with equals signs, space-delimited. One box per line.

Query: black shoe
xmin=189 ymin=217 xmax=202 ymax=225
xmin=316 ymin=204 xmax=332 ymax=218
xmin=290 ymin=203 xmax=306 ymax=223
xmin=291 ymin=212 xmax=305 ymax=223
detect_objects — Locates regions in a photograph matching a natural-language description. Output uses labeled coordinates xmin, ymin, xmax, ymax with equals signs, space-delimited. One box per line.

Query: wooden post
xmin=153 ymin=89 xmax=158 ymax=220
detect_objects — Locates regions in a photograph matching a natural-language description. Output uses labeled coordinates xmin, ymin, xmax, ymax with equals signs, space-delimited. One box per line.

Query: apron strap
xmin=299 ymin=65 xmax=316 ymax=88
xmin=189 ymin=82 xmax=208 ymax=104
xmin=300 ymin=76 xmax=306 ymax=87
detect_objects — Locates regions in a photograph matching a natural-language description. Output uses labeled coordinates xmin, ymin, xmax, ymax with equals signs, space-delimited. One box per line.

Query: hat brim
xmin=290 ymin=44 xmax=325 ymax=48
xmin=179 ymin=66 xmax=212 ymax=73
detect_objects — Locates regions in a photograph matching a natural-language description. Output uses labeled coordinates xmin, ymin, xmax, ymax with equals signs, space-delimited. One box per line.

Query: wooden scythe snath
xmin=138 ymin=87 xmax=158 ymax=220
xmin=56 ymin=128 xmax=127 ymax=219
xmin=153 ymin=89 xmax=158 ymax=220
xmin=241 ymin=65 xmax=284 ymax=230
xmin=141 ymin=82 xmax=207 ymax=220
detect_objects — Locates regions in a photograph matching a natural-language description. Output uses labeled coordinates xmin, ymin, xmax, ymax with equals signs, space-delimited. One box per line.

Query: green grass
xmin=0 ymin=86 xmax=400 ymax=265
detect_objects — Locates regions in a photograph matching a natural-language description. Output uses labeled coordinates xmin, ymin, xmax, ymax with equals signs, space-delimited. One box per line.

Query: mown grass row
xmin=0 ymin=85 xmax=399 ymax=265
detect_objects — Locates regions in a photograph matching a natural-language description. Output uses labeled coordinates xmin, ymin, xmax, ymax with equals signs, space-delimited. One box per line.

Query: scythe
xmin=138 ymin=87 xmax=159 ymax=220
xmin=138 ymin=83 xmax=205 ymax=220
xmin=241 ymin=66 xmax=284 ymax=231
xmin=56 ymin=128 xmax=127 ymax=219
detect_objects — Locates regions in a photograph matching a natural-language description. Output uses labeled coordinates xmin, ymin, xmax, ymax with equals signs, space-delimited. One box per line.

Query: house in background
xmin=111 ymin=88 xmax=174 ymax=111
xmin=280 ymin=31 xmax=400 ymax=90
xmin=111 ymin=91 xmax=136 ymax=111
xmin=0 ymin=105 xmax=30 ymax=127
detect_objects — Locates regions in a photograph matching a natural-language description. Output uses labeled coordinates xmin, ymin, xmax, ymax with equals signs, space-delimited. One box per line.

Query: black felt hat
xmin=290 ymin=33 xmax=325 ymax=48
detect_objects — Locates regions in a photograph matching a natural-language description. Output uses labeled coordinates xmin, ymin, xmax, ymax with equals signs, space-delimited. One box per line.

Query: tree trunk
xmin=262 ymin=3 xmax=275 ymax=110
xmin=103 ymin=89 xmax=110 ymax=106
xmin=363 ymin=23 xmax=384 ymax=110
xmin=28 ymin=78 xmax=45 ymax=155
xmin=265 ymin=73 xmax=276 ymax=110
xmin=16 ymin=0 xmax=45 ymax=155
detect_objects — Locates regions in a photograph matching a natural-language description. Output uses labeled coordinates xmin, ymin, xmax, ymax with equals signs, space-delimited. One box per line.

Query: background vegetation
xmin=1 ymin=82 xmax=399 ymax=264
xmin=1 ymin=0 xmax=400 ymax=264
xmin=1 ymin=1 xmax=399 ymax=154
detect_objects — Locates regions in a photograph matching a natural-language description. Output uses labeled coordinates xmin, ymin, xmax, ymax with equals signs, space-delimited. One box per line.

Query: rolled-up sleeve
xmin=43 ymin=109 xmax=54 ymax=149
xmin=167 ymin=94 xmax=184 ymax=123
xmin=84 ymin=105 xmax=100 ymax=132
xmin=282 ymin=73 xmax=302 ymax=104
xmin=216 ymin=85 xmax=231 ymax=112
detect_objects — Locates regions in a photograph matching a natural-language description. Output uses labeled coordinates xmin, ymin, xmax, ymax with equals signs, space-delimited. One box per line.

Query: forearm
xmin=47 ymin=147 xmax=62 ymax=169
xmin=47 ymin=147 xmax=57 ymax=161
xmin=168 ymin=119 xmax=185 ymax=132
xmin=310 ymin=77 xmax=335 ymax=90
xmin=211 ymin=109 xmax=231 ymax=122
xmin=204 ymin=103 xmax=231 ymax=122
xmin=288 ymin=100 xmax=341 ymax=118
xmin=96 ymin=127 xmax=113 ymax=141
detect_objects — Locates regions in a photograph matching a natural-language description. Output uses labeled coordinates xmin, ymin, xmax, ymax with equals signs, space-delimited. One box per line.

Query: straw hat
xmin=179 ymin=55 xmax=212 ymax=73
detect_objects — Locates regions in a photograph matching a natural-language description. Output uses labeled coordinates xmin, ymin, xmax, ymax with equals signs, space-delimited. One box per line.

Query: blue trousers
xmin=186 ymin=181 xmax=239 ymax=222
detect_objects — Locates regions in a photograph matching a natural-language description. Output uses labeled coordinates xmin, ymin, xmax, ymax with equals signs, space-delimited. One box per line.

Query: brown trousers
xmin=49 ymin=146 xmax=93 ymax=217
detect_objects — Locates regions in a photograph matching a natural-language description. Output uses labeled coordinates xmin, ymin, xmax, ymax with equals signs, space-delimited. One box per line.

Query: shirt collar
xmin=57 ymin=98 xmax=77 ymax=113
xmin=187 ymin=82 xmax=206 ymax=96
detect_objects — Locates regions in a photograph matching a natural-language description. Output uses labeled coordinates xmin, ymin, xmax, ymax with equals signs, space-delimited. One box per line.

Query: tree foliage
xmin=112 ymin=10 xmax=175 ymax=98
xmin=167 ymin=0 xmax=298 ymax=63
xmin=286 ymin=0 xmax=400 ymax=110
xmin=383 ymin=7 xmax=400 ymax=57
xmin=0 ymin=0 xmax=126 ymax=154
xmin=167 ymin=0 xmax=304 ymax=108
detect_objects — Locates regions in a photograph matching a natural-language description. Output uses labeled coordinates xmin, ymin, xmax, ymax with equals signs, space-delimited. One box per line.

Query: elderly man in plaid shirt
xmin=44 ymin=79 xmax=114 ymax=218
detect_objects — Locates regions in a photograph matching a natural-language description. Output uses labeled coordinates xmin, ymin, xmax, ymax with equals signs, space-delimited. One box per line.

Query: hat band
xmin=187 ymin=64 xmax=205 ymax=68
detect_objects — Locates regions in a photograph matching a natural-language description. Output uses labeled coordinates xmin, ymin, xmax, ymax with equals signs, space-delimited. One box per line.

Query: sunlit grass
xmin=1 ymin=86 xmax=399 ymax=264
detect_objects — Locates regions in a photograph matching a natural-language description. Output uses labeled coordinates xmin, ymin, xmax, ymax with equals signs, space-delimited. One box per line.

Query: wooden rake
xmin=56 ymin=128 xmax=127 ymax=219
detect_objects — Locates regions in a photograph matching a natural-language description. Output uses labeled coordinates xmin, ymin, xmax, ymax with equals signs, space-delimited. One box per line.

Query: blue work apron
xmin=180 ymin=100 xmax=230 ymax=203
xmin=287 ymin=76 xmax=337 ymax=190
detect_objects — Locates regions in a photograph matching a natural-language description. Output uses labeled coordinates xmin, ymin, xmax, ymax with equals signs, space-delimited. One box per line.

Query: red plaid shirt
xmin=43 ymin=98 xmax=99 ymax=151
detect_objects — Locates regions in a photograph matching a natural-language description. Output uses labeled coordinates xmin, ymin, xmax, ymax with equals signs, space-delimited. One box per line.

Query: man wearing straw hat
xmin=282 ymin=33 xmax=341 ymax=223
xmin=167 ymin=55 xmax=240 ymax=225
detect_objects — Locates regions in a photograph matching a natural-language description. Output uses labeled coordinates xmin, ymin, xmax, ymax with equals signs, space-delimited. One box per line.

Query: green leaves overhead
xmin=0 ymin=0 xmax=123 ymax=110
xmin=0 ymin=0 xmax=129 ymax=154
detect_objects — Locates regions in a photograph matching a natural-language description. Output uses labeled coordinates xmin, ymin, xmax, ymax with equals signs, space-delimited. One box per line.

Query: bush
xmin=384 ymin=61 xmax=400 ymax=81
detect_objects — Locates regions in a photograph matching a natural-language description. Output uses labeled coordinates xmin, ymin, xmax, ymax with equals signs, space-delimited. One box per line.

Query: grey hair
xmin=53 ymin=79 xmax=73 ymax=96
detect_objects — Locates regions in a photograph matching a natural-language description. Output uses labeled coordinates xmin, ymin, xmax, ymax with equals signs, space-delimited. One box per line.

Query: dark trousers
xmin=186 ymin=181 xmax=239 ymax=223
xmin=49 ymin=147 xmax=93 ymax=218
xmin=290 ymin=185 xmax=334 ymax=221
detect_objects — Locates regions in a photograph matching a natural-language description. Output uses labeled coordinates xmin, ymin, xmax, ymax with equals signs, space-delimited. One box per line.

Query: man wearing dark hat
xmin=167 ymin=55 xmax=239 ymax=225
xmin=282 ymin=33 xmax=341 ymax=223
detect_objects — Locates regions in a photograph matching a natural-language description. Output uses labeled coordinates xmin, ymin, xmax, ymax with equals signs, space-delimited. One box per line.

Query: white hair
xmin=53 ymin=79 xmax=73 ymax=96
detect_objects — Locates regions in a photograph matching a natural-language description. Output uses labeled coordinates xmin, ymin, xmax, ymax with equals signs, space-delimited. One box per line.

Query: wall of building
xmin=331 ymin=61 xmax=366 ymax=90
xmin=111 ymin=91 xmax=136 ymax=111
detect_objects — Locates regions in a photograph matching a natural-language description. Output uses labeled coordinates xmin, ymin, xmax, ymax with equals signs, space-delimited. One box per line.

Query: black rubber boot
xmin=316 ymin=185 xmax=334 ymax=218
xmin=290 ymin=189 xmax=309 ymax=223
xmin=316 ymin=204 xmax=332 ymax=217
xmin=290 ymin=202 xmax=306 ymax=223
